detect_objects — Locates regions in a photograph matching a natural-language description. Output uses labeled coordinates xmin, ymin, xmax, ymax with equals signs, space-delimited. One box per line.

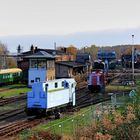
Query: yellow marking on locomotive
xmin=48 ymin=88 xmax=65 ymax=92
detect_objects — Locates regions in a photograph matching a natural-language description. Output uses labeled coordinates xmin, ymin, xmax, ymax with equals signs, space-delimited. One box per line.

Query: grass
xmin=18 ymin=79 xmax=140 ymax=139
xmin=19 ymin=105 xmax=96 ymax=139
xmin=0 ymin=84 xmax=26 ymax=89
xmin=0 ymin=88 xmax=30 ymax=97
xmin=0 ymin=84 xmax=31 ymax=97
xmin=36 ymin=106 xmax=95 ymax=134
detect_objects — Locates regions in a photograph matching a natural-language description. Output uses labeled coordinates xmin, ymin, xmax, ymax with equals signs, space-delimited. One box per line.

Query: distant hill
xmin=0 ymin=27 xmax=140 ymax=53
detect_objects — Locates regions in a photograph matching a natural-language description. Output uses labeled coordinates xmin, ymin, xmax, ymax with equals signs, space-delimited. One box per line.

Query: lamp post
xmin=132 ymin=35 xmax=134 ymax=80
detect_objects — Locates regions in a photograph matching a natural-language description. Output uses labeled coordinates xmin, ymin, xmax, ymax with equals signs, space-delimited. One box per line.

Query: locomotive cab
xmin=88 ymin=70 xmax=106 ymax=92
xmin=26 ymin=78 xmax=76 ymax=116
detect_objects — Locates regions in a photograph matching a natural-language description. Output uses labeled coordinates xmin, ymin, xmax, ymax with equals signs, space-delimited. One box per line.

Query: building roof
xmin=97 ymin=50 xmax=116 ymax=59
xmin=56 ymin=61 xmax=87 ymax=68
xmin=22 ymin=48 xmax=66 ymax=56
xmin=76 ymin=53 xmax=91 ymax=63
xmin=25 ymin=51 xmax=55 ymax=59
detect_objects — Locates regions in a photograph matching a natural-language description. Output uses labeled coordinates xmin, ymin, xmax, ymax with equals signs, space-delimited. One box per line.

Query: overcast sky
xmin=0 ymin=0 xmax=140 ymax=36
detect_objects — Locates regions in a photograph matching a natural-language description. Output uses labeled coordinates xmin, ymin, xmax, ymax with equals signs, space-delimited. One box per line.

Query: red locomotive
xmin=88 ymin=70 xmax=106 ymax=92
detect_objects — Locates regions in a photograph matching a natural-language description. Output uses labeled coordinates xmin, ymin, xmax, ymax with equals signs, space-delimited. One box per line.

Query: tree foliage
xmin=80 ymin=44 xmax=99 ymax=60
xmin=67 ymin=45 xmax=77 ymax=56
xmin=79 ymin=45 xmax=140 ymax=60
xmin=0 ymin=42 xmax=16 ymax=69
xmin=0 ymin=42 xmax=9 ymax=55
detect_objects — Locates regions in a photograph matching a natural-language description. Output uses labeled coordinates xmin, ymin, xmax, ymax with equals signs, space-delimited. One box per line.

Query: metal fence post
xmin=71 ymin=119 xmax=74 ymax=136
xmin=82 ymin=114 xmax=85 ymax=126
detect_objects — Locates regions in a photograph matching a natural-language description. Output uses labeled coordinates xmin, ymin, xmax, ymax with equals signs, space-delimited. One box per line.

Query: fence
xmin=44 ymin=93 xmax=129 ymax=138
xmin=45 ymin=105 xmax=96 ymax=137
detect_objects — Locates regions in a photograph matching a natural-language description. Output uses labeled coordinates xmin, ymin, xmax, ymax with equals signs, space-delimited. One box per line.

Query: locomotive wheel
xmin=54 ymin=110 xmax=61 ymax=119
xmin=37 ymin=109 xmax=46 ymax=117
xmin=25 ymin=108 xmax=34 ymax=116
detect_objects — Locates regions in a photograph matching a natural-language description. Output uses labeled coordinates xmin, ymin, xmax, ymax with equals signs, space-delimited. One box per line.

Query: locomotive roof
xmin=31 ymin=78 xmax=75 ymax=84
xmin=43 ymin=78 xmax=76 ymax=84
xmin=0 ymin=68 xmax=22 ymax=74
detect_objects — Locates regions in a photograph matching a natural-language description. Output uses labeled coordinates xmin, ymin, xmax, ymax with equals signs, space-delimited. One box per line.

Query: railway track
xmin=77 ymin=95 xmax=110 ymax=109
xmin=0 ymin=87 xmax=85 ymax=107
xmin=0 ymin=106 xmax=25 ymax=121
xmin=0 ymin=87 xmax=88 ymax=122
xmin=0 ymin=86 xmax=87 ymax=122
xmin=0 ymin=85 xmax=27 ymax=93
xmin=0 ymin=90 xmax=112 ymax=138
xmin=108 ymin=69 xmax=140 ymax=73
xmin=0 ymin=91 xmax=129 ymax=138
xmin=0 ymin=118 xmax=47 ymax=138
xmin=0 ymin=82 xmax=86 ymax=106
xmin=0 ymin=94 xmax=26 ymax=106
xmin=0 ymin=78 xmax=127 ymax=138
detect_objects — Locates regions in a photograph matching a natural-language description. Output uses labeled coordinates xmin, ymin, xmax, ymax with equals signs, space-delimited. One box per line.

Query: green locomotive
xmin=0 ymin=68 xmax=22 ymax=85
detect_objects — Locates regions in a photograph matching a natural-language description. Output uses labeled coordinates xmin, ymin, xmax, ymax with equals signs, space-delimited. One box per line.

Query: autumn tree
xmin=79 ymin=44 xmax=140 ymax=60
xmin=67 ymin=45 xmax=77 ymax=56
xmin=80 ymin=45 xmax=99 ymax=60
xmin=0 ymin=42 xmax=16 ymax=69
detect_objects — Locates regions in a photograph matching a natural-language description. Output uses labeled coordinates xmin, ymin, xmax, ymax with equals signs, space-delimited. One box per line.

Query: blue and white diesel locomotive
xmin=26 ymin=78 xmax=76 ymax=118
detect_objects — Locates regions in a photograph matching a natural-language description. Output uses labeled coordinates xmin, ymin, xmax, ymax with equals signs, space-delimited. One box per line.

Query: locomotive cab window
xmin=55 ymin=82 xmax=58 ymax=88
xmin=31 ymin=80 xmax=34 ymax=83
xmin=62 ymin=81 xmax=64 ymax=87
xmin=72 ymin=84 xmax=73 ymax=88
xmin=65 ymin=82 xmax=69 ymax=88
xmin=45 ymin=84 xmax=48 ymax=92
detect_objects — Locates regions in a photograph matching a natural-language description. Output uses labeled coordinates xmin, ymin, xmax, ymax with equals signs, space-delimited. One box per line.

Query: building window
xmin=55 ymin=82 xmax=58 ymax=88
xmin=30 ymin=59 xmax=47 ymax=68
xmin=47 ymin=60 xmax=55 ymax=69
xmin=38 ymin=60 xmax=46 ymax=68
xmin=30 ymin=59 xmax=37 ymax=68
xmin=31 ymin=80 xmax=34 ymax=83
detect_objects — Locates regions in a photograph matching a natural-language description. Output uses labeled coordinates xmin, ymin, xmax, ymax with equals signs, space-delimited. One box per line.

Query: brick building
xmin=17 ymin=47 xmax=75 ymax=83
xmin=26 ymin=51 xmax=55 ymax=86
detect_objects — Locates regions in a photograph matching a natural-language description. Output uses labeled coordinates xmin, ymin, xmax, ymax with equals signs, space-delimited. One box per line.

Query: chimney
xmin=34 ymin=46 xmax=38 ymax=53
xmin=17 ymin=44 xmax=21 ymax=54
xmin=30 ymin=45 xmax=34 ymax=54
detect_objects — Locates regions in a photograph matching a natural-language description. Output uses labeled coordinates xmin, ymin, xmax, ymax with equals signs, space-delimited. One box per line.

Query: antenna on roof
xmin=17 ymin=44 xmax=22 ymax=54
xmin=54 ymin=42 xmax=57 ymax=50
